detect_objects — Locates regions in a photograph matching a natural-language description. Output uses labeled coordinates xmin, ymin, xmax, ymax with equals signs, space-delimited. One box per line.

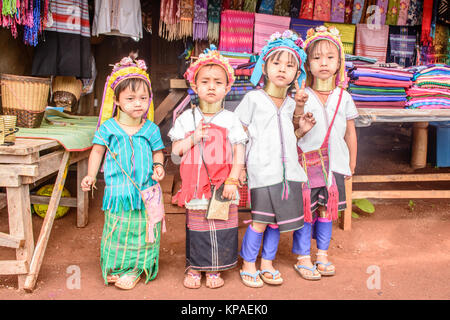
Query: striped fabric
xmin=355 ymin=23 xmax=389 ymax=62
xmin=219 ymin=10 xmax=255 ymax=53
xmin=186 ymin=205 xmax=239 ymax=271
xmin=253 ymin=13 xmax=291 ymax=54
xmin=46 ymin=0 xmax=90 ymax=37
xmin=386 ymin=26 xmax=417 ymax=67
xmin=93 ymin=119 xmax=165 ymax=213
xmin=100 ymin=205 xmax=161 ymax=284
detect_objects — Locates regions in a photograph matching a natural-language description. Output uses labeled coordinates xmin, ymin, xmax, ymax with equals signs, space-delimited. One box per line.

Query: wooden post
xmin=411 ymin=122 xmax=429 ymax=169
xmin=23 ymin=151 xmax=71 ymax=292
xmin=6 ymin=185 xmax=34 ymax=289
xmin=76 ymin=158 xmax=89 ymax=227
xmin=340 ymin=177 xmax=353 ymax=231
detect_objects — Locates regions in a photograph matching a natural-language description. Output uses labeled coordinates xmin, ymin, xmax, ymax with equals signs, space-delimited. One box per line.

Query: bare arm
xmin=81 ymin=144 xmax=106 ymax=191
xmin=171 ymin=119 xmax=210 ymax=157
xmin=223 ymin=143 xmax=245 ymax=200
xmin=344 ymin=119 xmax=357 ymax=175
xmin=152 ymin=149 xmax=166 ymax=182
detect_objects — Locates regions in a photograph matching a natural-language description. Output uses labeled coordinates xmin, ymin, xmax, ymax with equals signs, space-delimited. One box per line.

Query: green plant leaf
xmin=351 ymin=211 xmax=360 ymax=218
xmin=353 ymin=199 xmax=375 ymax=213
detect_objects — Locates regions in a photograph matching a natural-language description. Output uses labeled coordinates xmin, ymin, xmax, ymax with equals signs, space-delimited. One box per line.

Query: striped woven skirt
xmin=185 ymin=204 xmax=239 ymax=272
xmin=100 ymin=205 xmax=161 ymax=285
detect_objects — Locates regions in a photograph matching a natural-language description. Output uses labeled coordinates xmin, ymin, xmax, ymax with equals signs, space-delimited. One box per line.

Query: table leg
xmin=23 ymin=151 xmax=71 ymax=292
xmin=340 ymin=177 xmax=353 ymax=231
xmin=76 ymin=158 xmax=89 ymax=227
xmin=6 ymin=185 xmax=34 ymax=289
xmin=411 ymin=122 xmax=429 ymax=169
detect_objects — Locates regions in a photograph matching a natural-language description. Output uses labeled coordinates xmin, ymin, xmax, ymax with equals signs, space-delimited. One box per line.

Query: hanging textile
xmin=385 ymin=0 xmax=400 ymax=25
xmin=208 ymin=0 xmax=222 ymax=42
xmin=274 ymin=0 xmax=291 ymax=16
xmin=324 ymin=22 xmax=356 ymax=54
xmin=376 ymin=0 xmax=389 ymax=25
xmin=299 ymin=0 xmax=315 ymax=19
xmin=179 ymin=0 xmax=194 ymax=39
xmin=219 ymin=10 xmax=255 ymax=53
xmin=352 ymin=0 xmax=365 ymax=24
xmin=193 ymin=0 xmax=208 ymax=40
xmin=406 ymin=0 xmax=422 ymax=26
xmin=290 ymin=18 xmax=324 ymax=41
xmin=360 ymin=0 xmax=377 ymax=24
xmin=421 ymin=0 xmax=434 ymax=45
xmin=290 ymin=0 xmax=302 ymax=18
xmin=314 ymin=0 xmax=331 ymax=21
xmin=243 ymin=0 xmax=258 ymax=12
xmin=344 ymin=0 xmax=354 ymax=23
xmin=253 ymin=13 xmax=291 ymax=53
xmin=330 ymin=0 xmax=346 ymax=22
xmin=437 ymin=0 xmax=450 ymax=25
xmin=355 ymin=23 xmax=389 ymax=62
xmin=258 ymin=0 xmax=276 ymax=14
xmin=32 ymin=0 xmax=91 ymax=78
xmin=396 ymin=0 xmax=410 ymax=25
xmin=159 ymin=0 xmax=179 ymax=41
xmin=386 ymin=25 xmax=418 ymax=67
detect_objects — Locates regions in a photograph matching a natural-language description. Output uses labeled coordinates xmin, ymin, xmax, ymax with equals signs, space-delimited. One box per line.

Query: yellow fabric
xmin=324 ymin=22 xmax=356 ymax=55
xmin=99 ymin=66 xmax=154 ymax=127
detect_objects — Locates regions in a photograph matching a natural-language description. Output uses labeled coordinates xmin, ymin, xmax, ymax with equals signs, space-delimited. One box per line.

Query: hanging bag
xmin=96 ymin=134 xmax=166 ymax=243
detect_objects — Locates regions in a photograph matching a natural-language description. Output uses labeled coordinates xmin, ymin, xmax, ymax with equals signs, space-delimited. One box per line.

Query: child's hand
xmin=238 ymin=169 xmax=247 ymax=187
xmin=294 ymin=80 xmax=308 ymax=107
xmin=152 ymin=165 xmax=165 ymax=182
xmin=81 ymin=176 xmax=96 ymax=192
xmin=298 ymin=112 xmax=316 ymax=135
xmin=193 ymin=119 xmax=210 ymax=144
xmin=222 ymin=184 xmax=238 ymax=200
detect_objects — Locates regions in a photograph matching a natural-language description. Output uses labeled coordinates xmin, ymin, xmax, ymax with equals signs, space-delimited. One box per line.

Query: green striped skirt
xmin=100 ymin=205 xmax=161 ymax=285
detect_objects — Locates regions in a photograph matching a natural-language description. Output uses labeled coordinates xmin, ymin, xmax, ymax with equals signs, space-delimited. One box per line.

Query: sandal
xmin=294 ymin=255 xmax=321 ymax=281
xmin=114 ymin=270 xmax=141 ymax=290
xmin=239 ymin=270 xmax=264 ymax=288
xmin=260 ymin=269 xmax=283 ymax=285
xmin=183 ymin=272 xmax=202 ymax=289
xmin=315 ymin=252 xmax=336 ymax=276
xmin=106 ymin=274 xmax=121 ymax=284
xmin=205 ymin=273 xmax=224 ymax=289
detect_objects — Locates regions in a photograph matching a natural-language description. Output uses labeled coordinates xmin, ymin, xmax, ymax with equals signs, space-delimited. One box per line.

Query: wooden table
xmin=0 ymin=138 xmax=91 ymax=291
xmin=341 ymin=108 xmax=450 ymax=231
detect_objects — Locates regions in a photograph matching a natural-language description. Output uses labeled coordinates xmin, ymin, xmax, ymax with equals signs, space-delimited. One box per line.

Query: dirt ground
xmin=1 ymin=123 xmax=449 ymax=300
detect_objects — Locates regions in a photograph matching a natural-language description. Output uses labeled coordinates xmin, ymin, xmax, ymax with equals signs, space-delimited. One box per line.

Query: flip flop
xmin=315 ymin=261 xmax=336 ymax=276
xmin=205 ymin=273 xmax=224 ymax=289
xmin=183 ymin=272 xmax=202 ymax=289
xmin=114 ymin=271 xmax=141 ymax=290
xmin=239 ymin=270 xmax=264 ymax=288
xmin=260 ymin=269 xmax=283 ymax=285
xmin=293 ymin=264 xmax=321 ymax=281
xmin=106 ymin=274 xmax=121 ymax=284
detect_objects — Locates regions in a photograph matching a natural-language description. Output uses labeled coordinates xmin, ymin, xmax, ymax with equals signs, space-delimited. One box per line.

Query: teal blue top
xmin=92 ymin=118 xmax=165 ymax=213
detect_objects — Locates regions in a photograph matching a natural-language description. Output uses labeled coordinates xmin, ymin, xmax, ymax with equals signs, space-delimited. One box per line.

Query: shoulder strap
xmin=321 ymin=88 xmax=344 ymax=148
xmin=192 ymin=107 xmax=213 ymax=187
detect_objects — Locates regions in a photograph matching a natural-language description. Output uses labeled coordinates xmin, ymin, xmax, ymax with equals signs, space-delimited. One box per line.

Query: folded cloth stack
xmin=405 ymin=64 xmax=450 ymax=110
xmin=348 ymin=66 xmax=414 ymax=108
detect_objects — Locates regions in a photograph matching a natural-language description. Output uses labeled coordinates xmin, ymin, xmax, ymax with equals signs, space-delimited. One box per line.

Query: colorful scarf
xmin=396 ymin=0 xmax=410 ymax=25
xmin=159 ymin=0 xmax=179 ymax=41
xmin=355 ymin=23 xmax=389 ymax=63
xmin=324 ymin=22 xmax=356 ymax=54
xmin=344 ymin=0 xmax=354 ymax=23
xmin=290 ymin=0 xmax=302 ymax=18
xmin=377 ymin=0 xmax=389 ymax=25
xmin=243 ymin=0 xmax=258 ymax=12
xmin=437 ymin=0 xmax=450 ymax=24
xmin=178 ymin=0 xmax=194 ymax=39
xmin=258 ymin=0 xmax=275 ymax=14
xmin=290 ymin=18 xmax=325 ymax=41
xmin=299 ymin=0 xmax=315 ymax=19
xmin=386 ymin=25 xmax=417 ymax=67
xmin=352 ymin=0 xmax=365 ymax=24
xmin=274 ymin=0 xmax=291 ymax=16
xmin=230 ymin=0 xmax=244 ymax=10
xmin=314 ymin=0 xmax=331 ymax=21
xmin=406 ymin=0 xmax=422 ymax=25
xmin=385 ymin=0 xmax=400 ymax=25
xmin=193 ymin=0 xmax=208 ymax=40
xmin=421 ymin=0 xmax=434 ymax=45
xmin=208 ymin=0 xmax=222 ymax=42
xmin=331 ymin=0 xmax=346 ymax=22
xmin=219 ymin=9 xmax=255 ymax=53
xmin=253 ymin=13 xmax=291 ymax=53
xmin=360 ymin=0 xmax=377 ymax=23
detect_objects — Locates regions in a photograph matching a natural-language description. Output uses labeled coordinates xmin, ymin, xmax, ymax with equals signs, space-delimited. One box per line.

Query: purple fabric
xmin=292 ymin=223 xmax=312 ymax=255
xmin=350 ymin=70 xmax=413 ymax=81
xmin=261 ymin=225 xmax=280 ymax=260
xmin=313 ymin=221 xmax=333 ymax=251
xmin=239 ymin=225 xmax=263 ymax=262
xmin=331 ymin=0 xmax=346 ymax=22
